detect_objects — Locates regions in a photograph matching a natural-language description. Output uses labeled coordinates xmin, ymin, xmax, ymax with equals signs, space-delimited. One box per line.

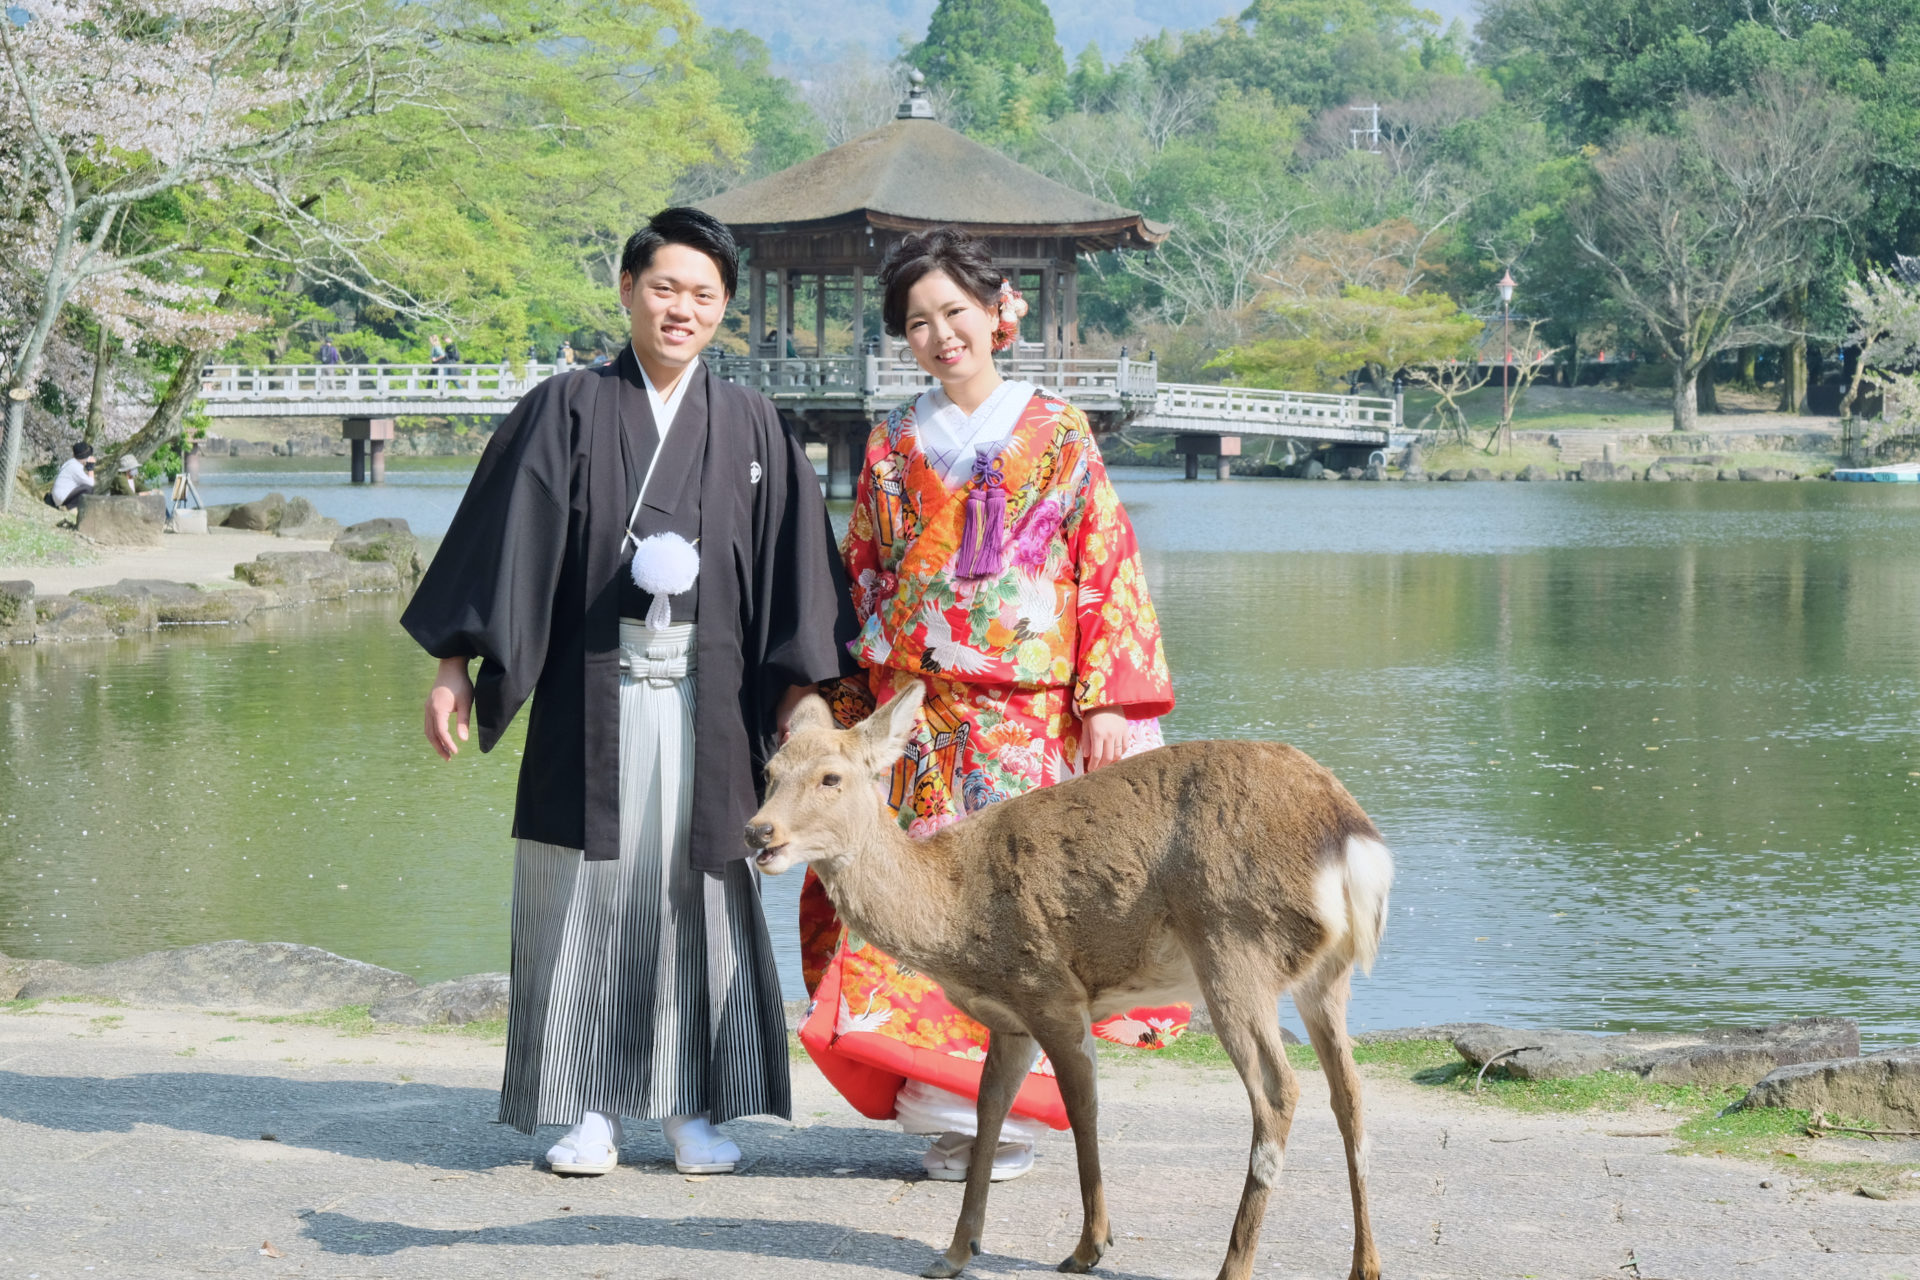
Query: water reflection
xmin=4 ymin=473 xmax=1918 ymax=1045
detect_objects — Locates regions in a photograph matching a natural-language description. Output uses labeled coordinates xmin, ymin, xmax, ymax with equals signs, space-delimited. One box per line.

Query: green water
xmin=4 ymin=469 xmax=1918 ymax=1044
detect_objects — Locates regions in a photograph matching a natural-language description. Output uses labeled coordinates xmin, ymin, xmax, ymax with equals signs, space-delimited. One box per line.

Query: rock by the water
xmin=1645 ymin=466 xmax=1672 ymax=482
xmin=16 ymin=940 xmax=416 ymax=1012
xmin=371 ymin=973 xmax=509 ymax=1027
xmin=32 ymin=595 xmax=122 ymax=641
xmin=70 ymin=582 xmax=159 ymax=633
xmin=76 ymin=493 xmax=165 ymax=546
xmin=275 ymin=497 xmax=342 ymax=542
xmin=224 ymin=492 xmax=288 ymax=531
xmin=1740 ymin=467 xmax=1793 ymax=482
xmin=1454 ymin=1017 xmax=1858 ymax=1086
xmin=234 ymin=550 xmax=353 ymax=601
xmin=1298 ymin=459 xmax=1325 ymax=480
xmin=1739 ymin=1047 xmax=1920 ymax=1128
xmin=1440 ymin=468 xmax=1469 ymax=481
xmin=0 ymin=953 xmax=81 ymax=1001
xmin=1718 ymin=468 xmax=1739 ymax=481
xmin=0 ymin=579 xmax=33 ymax=644
xmin=1363 ymin=462 xmax=1386 ymax=481
xmin=1517 ymin=464 xmax=1555 ymax=482
xmin=77 ymin=579 xmax=265 ymax=627
xmin=334 ymin=518 xmax=420 ymax=581
xmin=1356 ymin=1022 xmax=1505 ymax=1045
xmin=1467 ymin=467 xmax=1494 ymax=482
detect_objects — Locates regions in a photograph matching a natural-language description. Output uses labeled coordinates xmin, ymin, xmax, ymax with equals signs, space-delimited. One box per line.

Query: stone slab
xmin=15 ymin=940 xmax=417 ymax=1012
xmin=75 ymin=492 xmax=165 ymax=546
xmin=223 ymin=491 xmax=287 ymax=531
xmin=234 ymin=550 xmax=354 ymax=601
xmin=0 ymin=578 xmax=33 ymax=643
xmin=31 ymin=593 xmax=123 ymax=641
xmin=371 ymin=974 xmax=511 ymax=1027
xmin=1454 ymin=1017 xmax=1858 ymax=1086
xmin=1741 ymin=1047 xmax=1920 ymax=1129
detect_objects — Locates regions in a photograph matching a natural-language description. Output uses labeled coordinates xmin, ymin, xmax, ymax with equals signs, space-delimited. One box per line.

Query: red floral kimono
xmin=798 ymin=388 xmax=1185 ymax=1131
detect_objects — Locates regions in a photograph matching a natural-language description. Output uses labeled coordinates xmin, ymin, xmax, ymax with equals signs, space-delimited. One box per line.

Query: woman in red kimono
xmin=798 ymin=226 xmax=1183 ymax=1182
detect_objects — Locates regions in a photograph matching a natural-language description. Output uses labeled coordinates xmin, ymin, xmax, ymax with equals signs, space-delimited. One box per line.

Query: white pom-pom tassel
xmin=629 ymin=532 xmax=700 ymax=630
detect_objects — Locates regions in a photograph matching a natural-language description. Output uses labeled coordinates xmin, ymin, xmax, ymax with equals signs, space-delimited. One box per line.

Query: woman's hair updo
xmin=878 ymin=226 xmax=1005 ymax=337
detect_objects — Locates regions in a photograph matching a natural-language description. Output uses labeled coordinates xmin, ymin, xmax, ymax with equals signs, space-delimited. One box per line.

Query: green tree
xmin=909 ymin=0 xmax=1068 ymax=139
xmin=1215 ymin=287 xmax=1484 ymax=391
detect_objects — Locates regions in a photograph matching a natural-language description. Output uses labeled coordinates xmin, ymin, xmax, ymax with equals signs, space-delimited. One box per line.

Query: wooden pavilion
xmin=695 ymin=72 xmax=1166 ymax=494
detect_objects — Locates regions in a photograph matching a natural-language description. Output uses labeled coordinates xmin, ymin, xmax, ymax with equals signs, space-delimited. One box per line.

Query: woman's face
xmin=902 ymin=269 xmax=996 ymax=387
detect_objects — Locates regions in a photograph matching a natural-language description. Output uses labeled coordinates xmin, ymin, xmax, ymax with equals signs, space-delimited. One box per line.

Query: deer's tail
xmin=1315 ymin=825 xmax=1395 ymax=975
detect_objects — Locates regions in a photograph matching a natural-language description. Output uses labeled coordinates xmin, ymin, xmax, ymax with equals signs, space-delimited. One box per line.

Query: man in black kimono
xmin=402 ymin=208 xmax=853 ymax=1176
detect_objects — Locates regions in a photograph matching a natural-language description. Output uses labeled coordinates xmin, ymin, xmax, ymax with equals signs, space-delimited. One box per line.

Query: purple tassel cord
xmin=956 ymin=450 xmax=1009 ymax=578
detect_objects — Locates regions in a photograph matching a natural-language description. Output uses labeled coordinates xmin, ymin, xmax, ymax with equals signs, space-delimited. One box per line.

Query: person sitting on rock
xmin=47 ymin=441 xmax=96 ymax=509
xmin=108 ymin=455 xmax=150 ymax=496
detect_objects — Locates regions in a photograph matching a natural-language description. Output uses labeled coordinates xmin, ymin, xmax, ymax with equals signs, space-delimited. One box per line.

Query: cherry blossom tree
xmin=0 ymin=0 xmax=435 ymax=510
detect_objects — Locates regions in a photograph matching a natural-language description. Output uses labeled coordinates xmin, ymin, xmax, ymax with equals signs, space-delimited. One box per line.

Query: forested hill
xmin=701 ymin=0 xmax=1240 ymax=61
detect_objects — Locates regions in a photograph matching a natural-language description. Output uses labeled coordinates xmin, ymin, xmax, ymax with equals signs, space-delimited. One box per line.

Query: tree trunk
xmin=1673 ymin=363 xmax=1699 ymax=433
xmin=1739 ymin=345 xmax=1758 ymax=389
xmin=1779 ymin=341 xmax=1807 ymax=414
xmin=1696 ymin=361 xmax=1720 ymax=414
xmin=84 ymin=324 xmax=112 ymax=444
xmin=1563 ymin=332 xmax=1581 ymax=387
xmin=111 ymin=342 xmax=214 ymax=467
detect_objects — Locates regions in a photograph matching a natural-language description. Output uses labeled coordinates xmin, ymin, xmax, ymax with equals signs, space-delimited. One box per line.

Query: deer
xmin=745 ymin=683 xmax=1394 ymax=1280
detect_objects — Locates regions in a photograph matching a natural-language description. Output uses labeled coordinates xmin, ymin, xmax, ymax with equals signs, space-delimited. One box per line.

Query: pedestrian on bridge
xmin=403 ymin=207 xmax=855 ymax=1182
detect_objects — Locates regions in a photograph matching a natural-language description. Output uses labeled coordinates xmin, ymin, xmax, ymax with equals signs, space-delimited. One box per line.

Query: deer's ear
xmin=788 ymin=693 xmax=833 ymax=733
xmin=859 ymin=682 xmax=925 ymax=769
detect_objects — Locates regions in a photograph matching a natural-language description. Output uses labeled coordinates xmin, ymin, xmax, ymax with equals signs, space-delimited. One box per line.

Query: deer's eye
xmin=821 ymin=773 xmax=842 ymax=788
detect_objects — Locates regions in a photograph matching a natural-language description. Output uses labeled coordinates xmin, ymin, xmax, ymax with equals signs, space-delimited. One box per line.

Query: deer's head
xmin=744 ymin=682 xmax=925 ymax=876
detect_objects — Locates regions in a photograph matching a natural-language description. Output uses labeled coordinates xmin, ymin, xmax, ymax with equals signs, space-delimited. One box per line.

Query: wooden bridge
xmin=196 ymin=358 xmax=1396 ymax=487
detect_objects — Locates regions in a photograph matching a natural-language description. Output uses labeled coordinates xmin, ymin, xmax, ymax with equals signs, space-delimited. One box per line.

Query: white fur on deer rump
xmin=1311 ymin=835 xmax=1395 ymax=974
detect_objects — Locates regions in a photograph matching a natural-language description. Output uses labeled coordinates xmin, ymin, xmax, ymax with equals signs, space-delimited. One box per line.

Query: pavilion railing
xmin=706 ymin=354 xmax=1159 ymax=403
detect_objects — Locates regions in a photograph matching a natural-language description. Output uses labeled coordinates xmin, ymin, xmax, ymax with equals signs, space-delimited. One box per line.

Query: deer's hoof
xmin=922 ymin=1254 xmax=969 ymax=1279
xmin=1057 ymin=1246 xmax=1106 ymax=1275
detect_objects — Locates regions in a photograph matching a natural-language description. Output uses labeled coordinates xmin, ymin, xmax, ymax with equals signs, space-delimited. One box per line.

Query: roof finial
xmin=897 ymin=68 xmax=936 ymax=121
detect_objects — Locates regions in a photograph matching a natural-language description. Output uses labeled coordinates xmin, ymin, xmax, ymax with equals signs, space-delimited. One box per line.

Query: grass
xmin=234 ymin=1003 xmax=509 ymax=1043
xmin=0 ymin=509 xmax=95 ymax=570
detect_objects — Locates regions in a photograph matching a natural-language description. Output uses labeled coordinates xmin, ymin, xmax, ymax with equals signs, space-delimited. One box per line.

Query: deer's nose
xmin=744 ymin=822 xmax=776 ymax=849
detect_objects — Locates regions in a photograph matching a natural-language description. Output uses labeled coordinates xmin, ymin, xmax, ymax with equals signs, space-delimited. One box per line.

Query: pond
xmin=5 ymin=460 xmax=1918 ymax=1045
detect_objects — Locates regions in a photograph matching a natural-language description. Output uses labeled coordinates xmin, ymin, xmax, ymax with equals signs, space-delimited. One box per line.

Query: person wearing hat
xmin=47 ymin=441 xmax=96 ymax=509
xmin=108 ymin=454 xmax=150 ymax=496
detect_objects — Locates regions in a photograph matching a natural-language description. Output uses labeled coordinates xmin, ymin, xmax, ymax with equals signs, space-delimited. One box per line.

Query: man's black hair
xmin=71 ymin=441 xmax=93 ymax=460
xmin=619 ymin=208 xmax=739 ymax=298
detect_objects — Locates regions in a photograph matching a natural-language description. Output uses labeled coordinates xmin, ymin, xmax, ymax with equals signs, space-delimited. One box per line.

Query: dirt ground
xmin=2 ymin=1001 xmax=1915 ymax=1279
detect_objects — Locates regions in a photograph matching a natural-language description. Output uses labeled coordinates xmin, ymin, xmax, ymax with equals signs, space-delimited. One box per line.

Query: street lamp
xmin=1498 ymin=270 xmax=1516 ymax=453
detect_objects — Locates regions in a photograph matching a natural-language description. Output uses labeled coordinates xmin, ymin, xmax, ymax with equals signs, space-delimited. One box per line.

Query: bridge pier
xmin=1173 ymin=433 xmax=1240 ymax=480
xmin=344 ymin=418 xmax=394 ymax=484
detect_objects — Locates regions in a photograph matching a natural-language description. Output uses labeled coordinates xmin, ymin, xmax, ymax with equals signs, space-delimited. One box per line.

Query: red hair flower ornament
xmin=991 ymin=280 xmax=1027 ymax=353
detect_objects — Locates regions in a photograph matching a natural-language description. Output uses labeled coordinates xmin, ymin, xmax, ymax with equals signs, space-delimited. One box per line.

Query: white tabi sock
xmin=548 ymin=1110 xmax=620 ymax=1165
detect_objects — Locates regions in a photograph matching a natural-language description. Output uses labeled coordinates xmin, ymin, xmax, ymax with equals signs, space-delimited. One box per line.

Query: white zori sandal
xmin=546 ymin=1112 xmax=623 ymax=1176
xmin=663 ymin=1113 xmax=741 ymax=1174
xmin=922 ymin=1131 xmax=1035 ymax=1182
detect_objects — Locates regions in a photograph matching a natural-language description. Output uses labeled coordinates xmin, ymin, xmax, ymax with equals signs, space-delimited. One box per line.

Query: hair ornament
xmin=992 ymin=280 xmax=1027 ymax=353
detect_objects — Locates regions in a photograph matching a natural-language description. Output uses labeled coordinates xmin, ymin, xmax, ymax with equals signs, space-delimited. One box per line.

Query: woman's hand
xmin=425 ymin=656 xmax=475 ymax=761
xmin=1082 ymin=705 xmax=1128 ymax=772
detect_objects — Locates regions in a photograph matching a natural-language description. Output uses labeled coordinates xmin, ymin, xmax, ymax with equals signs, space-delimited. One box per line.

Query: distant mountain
xmin=694 ymin=0 xmax=1480 ymax=66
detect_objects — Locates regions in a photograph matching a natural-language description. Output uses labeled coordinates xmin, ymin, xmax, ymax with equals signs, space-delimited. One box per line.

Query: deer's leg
xmin=1295 ymin=962 xmax=1380 ymax=1280
xmin=923 ymin=1027 xmax=1036 ymax=1280
xmin=1199 ymin=971 xmax=1299 ymax=1280
xmin=1026 ymin=1016 xmax=1110 ymax=1274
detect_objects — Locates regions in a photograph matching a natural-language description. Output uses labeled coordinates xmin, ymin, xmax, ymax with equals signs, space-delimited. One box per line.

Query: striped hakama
xmin=498 ymin=620 xmax=791 ymax=1133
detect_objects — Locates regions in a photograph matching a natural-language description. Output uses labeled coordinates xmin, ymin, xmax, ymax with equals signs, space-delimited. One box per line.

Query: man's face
xmin=619 ymin=243 xmax=728 ymax=376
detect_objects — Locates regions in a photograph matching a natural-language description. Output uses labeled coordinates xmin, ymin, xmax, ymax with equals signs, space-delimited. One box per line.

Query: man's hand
xmin=1082 ymin=705 xmax=1128 ymax=772
xmin=425 ymin=656 xmax=475 ymax=761
xmin=775 ymin=683 xmax=815 ymax=744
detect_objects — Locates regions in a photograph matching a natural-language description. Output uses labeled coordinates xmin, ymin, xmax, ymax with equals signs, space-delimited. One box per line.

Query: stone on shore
xmin=1454 ymin=1017 xmax=1858 ymax=1086
xmin=75 ymin=578 xmax=267 ymax=627
xmin=275 ymin=496 xmax=342 ymax=542
xmin=76 ymin=493 xmax=165 ymax=546
xmin=334 ymin=518 xmax=421 ymax=580
xmin=370 ymin=973 xmax=510 ymax=1027
xmin=1739 ymin=1046 xmax=1920 ymax=1129
xmin=1645 ymin=466 xmax=1672 ymax=482
xmin=15 ymin=940 xmax=416 ymax=1012
xmin=234 ymin=550 xmax=353 ymax=601
xmin=224 ymin=492 xmax=287 ymax=531
xmin=1517 ymin=464 xmax=1555 ymax=482
xmin=1740 ymin=466 xmax=1794 ymax=482
xmin=0 ymin=579 xmax=33 ymax=643
xmin=32 ymin=594 xmax=123 ymax=641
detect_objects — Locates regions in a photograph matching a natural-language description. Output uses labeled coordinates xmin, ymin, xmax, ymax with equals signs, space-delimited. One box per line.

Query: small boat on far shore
xmin=1833 ymin=462 xmax=1920 ymax=482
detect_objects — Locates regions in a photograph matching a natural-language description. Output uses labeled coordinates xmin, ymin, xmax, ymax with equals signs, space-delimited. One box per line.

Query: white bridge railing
xmin=196 ymin=358 xmax=1391 ymax=441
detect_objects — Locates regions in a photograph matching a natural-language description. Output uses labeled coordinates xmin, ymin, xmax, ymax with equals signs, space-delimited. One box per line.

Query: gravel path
xmin=3 ymin=1002 xmax=1916 ymax=1279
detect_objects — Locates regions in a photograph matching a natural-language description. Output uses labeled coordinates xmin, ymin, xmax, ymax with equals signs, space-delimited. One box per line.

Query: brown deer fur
xmin=747 ymin=684 xmax=1393 ymax=1280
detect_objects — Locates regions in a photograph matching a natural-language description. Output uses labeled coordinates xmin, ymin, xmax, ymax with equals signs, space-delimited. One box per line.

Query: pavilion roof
xmin=696 ymin=117 xmax=1168 ymax=252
